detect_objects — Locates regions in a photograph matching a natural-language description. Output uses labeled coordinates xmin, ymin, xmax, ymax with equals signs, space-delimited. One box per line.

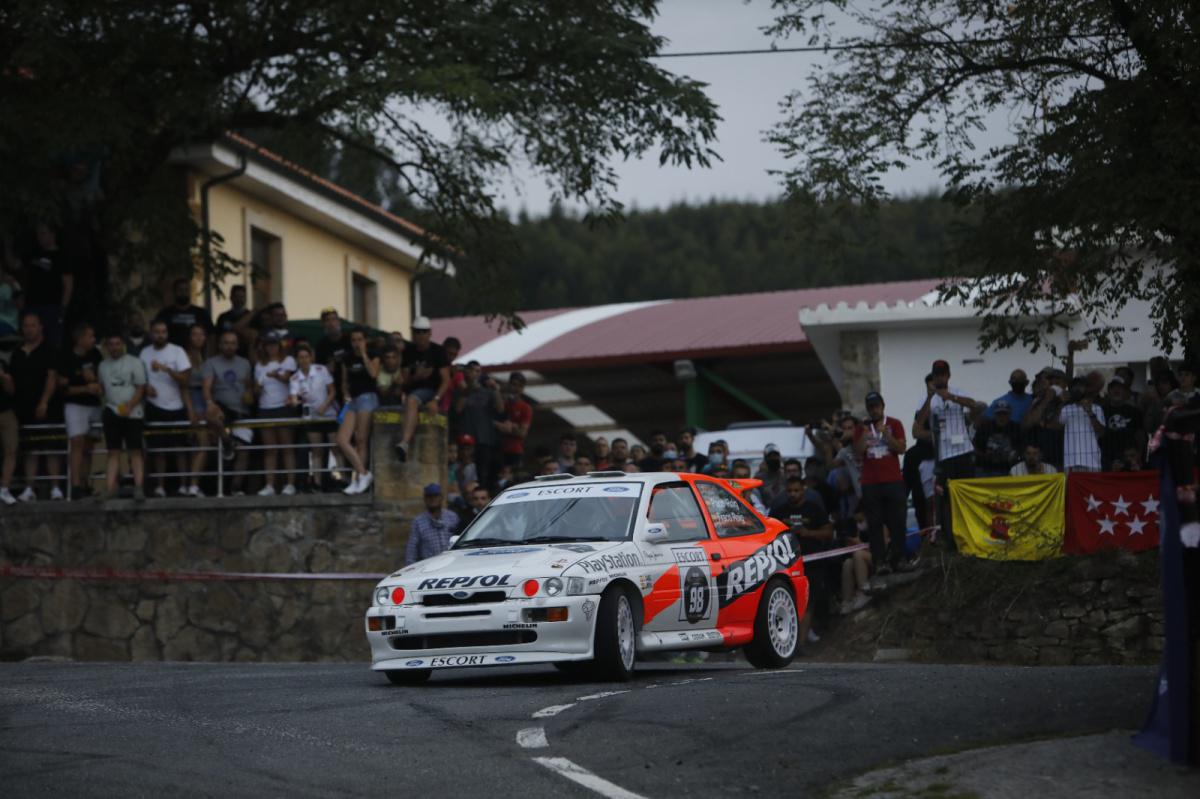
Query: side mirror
xmin=449 ymin=535 xmax=461 ymax=548
xmin=643 ymin=524 xmax=669 ymax=544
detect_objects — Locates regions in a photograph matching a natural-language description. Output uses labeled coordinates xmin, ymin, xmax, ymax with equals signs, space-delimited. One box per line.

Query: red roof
xmin=434 ymin=279 xmax=939 ymax=370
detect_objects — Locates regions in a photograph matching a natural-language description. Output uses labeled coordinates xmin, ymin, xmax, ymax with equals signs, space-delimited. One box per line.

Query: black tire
xmin=385 ymin=668 xmax=432 ymax=685
xmin=743 ymin=578 xmax=799 ymax=669
xmin=593 ymin=588 xmax=638 ymax=682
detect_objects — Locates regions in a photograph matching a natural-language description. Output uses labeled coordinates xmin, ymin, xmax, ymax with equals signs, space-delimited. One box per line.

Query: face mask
xmin=708 ymin=453 xmax=723 ymax=466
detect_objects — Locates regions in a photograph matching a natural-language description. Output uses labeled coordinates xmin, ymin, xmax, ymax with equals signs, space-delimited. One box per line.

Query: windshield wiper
xmin=522 ymin=535 xmax=611 ymax=543
xmin=455 ymin=537 xmax=523 ymax=549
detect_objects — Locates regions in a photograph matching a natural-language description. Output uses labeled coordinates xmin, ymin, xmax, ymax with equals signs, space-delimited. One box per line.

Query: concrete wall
xmin=0 ymin=417 xmax=447 ymax=663
xmin=203 ymin=179 xmax=414 ymax=331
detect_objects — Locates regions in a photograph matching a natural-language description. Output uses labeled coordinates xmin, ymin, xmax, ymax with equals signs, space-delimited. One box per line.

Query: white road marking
xmin=532 ymin=703 xmax=577 ymax=718
xmin=516 ymin=726 xmax=549 ymax=749
xmin=577 ymin=690 xmax=630 ymax=702
xmin=741 ymin=669 xmax=806 ymax=677
xmin=533 ymin=756 xmax=649 ymax=799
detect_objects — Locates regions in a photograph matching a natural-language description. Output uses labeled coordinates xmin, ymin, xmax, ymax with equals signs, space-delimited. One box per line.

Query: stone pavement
xmin=830 ymin=730 xmax=1199 ymax=798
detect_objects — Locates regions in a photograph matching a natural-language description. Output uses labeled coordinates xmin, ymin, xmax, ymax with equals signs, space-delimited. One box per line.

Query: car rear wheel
xmin=743 ymin=578 xmax=798 ymax=669
xmin=593 ymin=588 xmax=637 ymax=681
xmin=385 ymin=668 xmax=432 ymax=685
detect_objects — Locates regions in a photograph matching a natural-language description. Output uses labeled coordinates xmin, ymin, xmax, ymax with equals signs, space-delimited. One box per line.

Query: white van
xmin=692 ymin=421 xmax=815 ymax=473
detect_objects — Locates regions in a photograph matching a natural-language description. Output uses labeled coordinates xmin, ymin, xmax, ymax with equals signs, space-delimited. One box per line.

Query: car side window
xmin=695 ymin=481 xmax=765 ymax=538
xmin=647 ymin=482 xmax=710 ymax=543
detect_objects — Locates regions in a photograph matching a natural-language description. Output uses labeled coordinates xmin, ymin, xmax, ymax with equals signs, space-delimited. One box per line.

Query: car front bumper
xmin=366 ymin=594 xmax=600 ymax=671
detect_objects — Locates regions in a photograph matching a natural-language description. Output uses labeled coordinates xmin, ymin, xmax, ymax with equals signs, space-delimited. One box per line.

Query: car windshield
xmin=455 ymin=482 xmax=643 ymax=547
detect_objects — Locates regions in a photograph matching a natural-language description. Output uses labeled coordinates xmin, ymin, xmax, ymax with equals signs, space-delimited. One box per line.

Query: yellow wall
xmin=198 ymin=176 xmax=414 ymax=332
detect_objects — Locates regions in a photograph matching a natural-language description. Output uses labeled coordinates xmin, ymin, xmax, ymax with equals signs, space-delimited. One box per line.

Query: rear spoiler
xmin=725 ymin=478 xmax=763 ymax=491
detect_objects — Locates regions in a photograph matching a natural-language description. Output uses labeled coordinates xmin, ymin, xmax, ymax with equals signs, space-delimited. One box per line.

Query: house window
xmin=250 ymin=227 xmax=282 ymax=308
xmin=351 ymin=273 xmax=378 ymax=328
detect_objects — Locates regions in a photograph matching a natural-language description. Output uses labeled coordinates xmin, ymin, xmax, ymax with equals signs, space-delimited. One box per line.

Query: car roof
xmin=502 ymin=471 xmax=732 ymax=492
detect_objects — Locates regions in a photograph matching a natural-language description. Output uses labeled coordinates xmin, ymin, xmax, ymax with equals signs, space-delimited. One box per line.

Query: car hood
xmin=387 ymin=541 xmax=627 ymax=582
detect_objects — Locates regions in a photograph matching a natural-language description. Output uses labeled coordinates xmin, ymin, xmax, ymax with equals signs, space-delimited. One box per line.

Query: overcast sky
xmin=499 ymin=0 xmax=958 ymax=216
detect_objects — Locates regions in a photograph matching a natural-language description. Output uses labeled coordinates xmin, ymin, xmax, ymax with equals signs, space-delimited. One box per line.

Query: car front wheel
xmin=593 ymin=588 xmax=637 ymax=681
xmin=743 ymin=578 xmax=798 ymax=669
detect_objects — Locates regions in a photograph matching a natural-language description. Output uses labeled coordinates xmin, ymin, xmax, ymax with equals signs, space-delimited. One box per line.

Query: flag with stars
xmin=1065 ymin=471 xmax=1160 ymax=554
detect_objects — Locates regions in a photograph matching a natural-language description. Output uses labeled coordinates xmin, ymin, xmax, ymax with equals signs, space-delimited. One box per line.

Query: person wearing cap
xmin=854 ymin=391 xmax=908 ymax=572
xmin=1056 ymin=376 xmax=1106 ymax=472
xmin=496 ymin=371 xmax=532 ymax=469
xmin=755 ymin=443 xmax=787 ymax=508
xmin=140 ymin=317 xmax=193 ymax=497
xmin=1101 ymin=373 xmax=1144 ymax=470
xmin=1022 ymin=368 xmax=1067 ymax=469
xmin=973 ymin=399 xmax=1022 ymax=477
xmin=914 ymin=359 xmax=983 ymax=551
xmin=405 ymin=483 xmax=460 ymax=565
xmin=396 ymin=315 xmax=451 ymax=463
xmin=454 ymin=433 xmax=479 ymax=495
xmin=985 ymin=369 xmax=1033 ymax=423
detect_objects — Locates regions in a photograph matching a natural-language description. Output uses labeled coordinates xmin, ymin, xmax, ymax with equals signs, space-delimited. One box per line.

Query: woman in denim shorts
xmin=337 ymin=328 xmax=378 ymax=495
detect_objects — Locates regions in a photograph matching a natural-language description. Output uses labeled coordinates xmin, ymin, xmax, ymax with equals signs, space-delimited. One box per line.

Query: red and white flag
xmin=1065 ymin=471 xmax=1160 ymax=554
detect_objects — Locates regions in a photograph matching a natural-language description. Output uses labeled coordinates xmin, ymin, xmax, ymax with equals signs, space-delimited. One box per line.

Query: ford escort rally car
xmin=366 ymin=471 xmax=809 ymax=684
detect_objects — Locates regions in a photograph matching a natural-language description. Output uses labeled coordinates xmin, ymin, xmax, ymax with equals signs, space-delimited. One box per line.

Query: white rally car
xmin=366 ymin=471 xmax=810 ymax=683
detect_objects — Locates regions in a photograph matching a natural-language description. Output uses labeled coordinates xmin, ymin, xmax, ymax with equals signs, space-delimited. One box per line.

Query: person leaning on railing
xmin=98 ymin=332 xmax=147 ymax=501
xmin=200 ymin=330 xmax=253 ymax=496
xmin=288 ymin=342 xmax=338 ymax=493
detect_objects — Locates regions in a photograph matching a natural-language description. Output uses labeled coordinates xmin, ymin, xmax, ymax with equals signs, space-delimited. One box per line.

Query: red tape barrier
xmin=801 ymin=526 xmax=940 ymax=564
xmin=0 ymin=564 xmax=386 ymax=582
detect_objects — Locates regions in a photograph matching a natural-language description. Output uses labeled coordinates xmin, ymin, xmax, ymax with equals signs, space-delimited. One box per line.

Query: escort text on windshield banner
xmin=493 ymin=483 xmax=644 ymax=505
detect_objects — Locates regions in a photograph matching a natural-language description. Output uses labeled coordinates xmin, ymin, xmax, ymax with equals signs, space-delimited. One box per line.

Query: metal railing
xmin=16 ymin=415 xmax=368 ymax=500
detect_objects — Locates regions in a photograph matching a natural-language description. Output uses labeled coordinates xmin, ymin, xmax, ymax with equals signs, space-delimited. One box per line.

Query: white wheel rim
xmin=766 ymin=587 xmax=797 ymax=658
xmin=616 ymin=596 xmax=635 ymax=670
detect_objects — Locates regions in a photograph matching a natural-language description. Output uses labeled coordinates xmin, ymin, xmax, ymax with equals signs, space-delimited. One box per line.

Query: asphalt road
xmin=0 ymin=660 xmax=1157 ymax=798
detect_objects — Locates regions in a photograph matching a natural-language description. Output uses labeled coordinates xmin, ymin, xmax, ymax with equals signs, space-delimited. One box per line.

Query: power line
xmin=653 ymin=35 xmax=1106 ymax=59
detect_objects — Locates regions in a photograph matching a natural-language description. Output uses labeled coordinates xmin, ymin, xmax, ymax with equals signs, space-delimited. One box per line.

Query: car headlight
xmin=374 ymin=586 xmax=390 ymax=606
xmin=544 ymin=577 xmax=564 ymax=596
xmin=566 ymin=576 xmax=586 ymax=595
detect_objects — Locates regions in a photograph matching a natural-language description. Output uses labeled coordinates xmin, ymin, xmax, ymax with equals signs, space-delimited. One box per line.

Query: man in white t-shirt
xmin=139 ymin=319 xmax=192 ymax=497
xmin=913 ymin=359 xmax=983 ymax=552
xmin=1056 ymin=378 xmax=1106 ymax=472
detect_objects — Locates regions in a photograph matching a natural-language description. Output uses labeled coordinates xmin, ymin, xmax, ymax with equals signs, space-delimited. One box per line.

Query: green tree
xmin=1 ymin=1 xmax=719 ymax=318
xmin=767 ymin=1 xmax=1200 ymax=358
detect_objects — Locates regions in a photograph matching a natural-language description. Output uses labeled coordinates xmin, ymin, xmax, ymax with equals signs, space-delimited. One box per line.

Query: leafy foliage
xmin=1 ymin=1 xmax=719 ymax=317
xmin=767 ymin=1 xmax=1200 ymax=358
xmin=422 ymin=194 xmax=959 ymax=315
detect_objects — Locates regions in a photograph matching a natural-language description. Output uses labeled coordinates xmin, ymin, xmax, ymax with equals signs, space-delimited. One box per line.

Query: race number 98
xmin=682 ymin=566 xmax=710 ymax=624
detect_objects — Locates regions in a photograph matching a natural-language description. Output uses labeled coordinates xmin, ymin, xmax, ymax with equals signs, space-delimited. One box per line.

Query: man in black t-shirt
xmin=22 ymin=223 xmax=74 ymax=348
xmin=770 ymin=476 xmax=835 ymax=644
xmin=315 ymin=307 xmax=351 ymax=401
xmin=154 ymin=278 xmax=214 ymax=347
xmin=215 ymin=284 xmax=251 ymax=354
xmin=395 ymin=316 xmax=450 ymax=462
xmin=58 ymin=322 xmax=103 ymax=498
xmin=9 ymin=311 xmax=64 ymax=500
xmin=1101 ymin=375 xmax=1144 ymax=470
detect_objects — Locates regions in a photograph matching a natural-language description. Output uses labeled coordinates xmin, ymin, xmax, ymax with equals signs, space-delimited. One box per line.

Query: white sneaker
xmin=177 ymin=486 xmax=190 ymax=497
xmin=0 ymin=487 xmax=15 ymax=506
xmin=17 ymin=486 xmax=36 ymax=503
xmin=49 ymin=486 xmax=65 ymax=501
xmin=343 ymin=473 xmax=362 ymax=495
xmin=807 ymin=629 xmax=821 ymax=644
xmin=187 ymin=485 xmax=204 ymax=498
xmin=356 ymin=472 xmax=373 ymax=493
xmin=152 ymin=486 xmax=166 ymax=498
xmin=281 ymin=484 xmax=296 ymax=496
xmin=258 ymin=485 xmax=276 ymax=497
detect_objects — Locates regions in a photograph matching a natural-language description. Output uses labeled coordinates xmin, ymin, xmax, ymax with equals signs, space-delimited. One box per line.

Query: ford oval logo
xmin=405 ymin=659 xmax=424 ymax=667
xmin=495 ymin=655 xmax=516 ymax=663
xmin=603 ymin=485 xmax=629 ymax=493
xmin=451 ymin=590 xmax=470 ymax=599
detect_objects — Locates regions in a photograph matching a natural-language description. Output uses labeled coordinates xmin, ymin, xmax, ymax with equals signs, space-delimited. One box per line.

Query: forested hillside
xmin=423 ymin=194 xmax=963 ymax=318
